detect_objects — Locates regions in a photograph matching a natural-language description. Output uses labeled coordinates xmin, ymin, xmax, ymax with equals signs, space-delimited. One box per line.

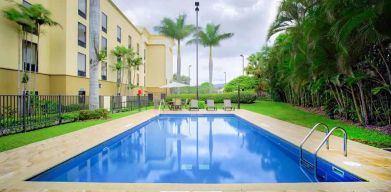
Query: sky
xmin=113 ymin=0 xmax=280 ymax=85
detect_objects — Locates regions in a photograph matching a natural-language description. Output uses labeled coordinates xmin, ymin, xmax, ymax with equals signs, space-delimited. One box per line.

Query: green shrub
xmin=166 ymin=91 xmax=256 ymax=104
xmin=224 ymin=75 xmax=258 ymax=92
xmin=95 ymin=108 xmax=109 ymax=119
xmin=79 ymin=109 xmax=108 ymax=120
xmin=61 ymin=112 xmax=79 ymax=121
xmin=198 ymin=101 xmax=205 ymax=109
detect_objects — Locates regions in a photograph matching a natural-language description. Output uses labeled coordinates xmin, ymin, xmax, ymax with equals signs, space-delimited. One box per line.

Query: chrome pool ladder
xmin=299 ymin=123 xmax=330 ymax=163
xmin=314 ymin=126 xmax=348 ymax=166
xmin=299 ymin=124 xmax=348 ymax=177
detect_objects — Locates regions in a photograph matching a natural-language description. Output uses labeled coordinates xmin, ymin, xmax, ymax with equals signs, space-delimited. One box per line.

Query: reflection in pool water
xmin=30 ymin=114 xmax=362 ymax=183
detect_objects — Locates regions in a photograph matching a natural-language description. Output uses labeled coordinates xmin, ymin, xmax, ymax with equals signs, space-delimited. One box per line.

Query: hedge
xmin=166 ymin=91 xmax=256 ymax=104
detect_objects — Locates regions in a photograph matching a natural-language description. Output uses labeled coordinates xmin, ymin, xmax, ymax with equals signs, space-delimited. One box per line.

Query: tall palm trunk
xmin=176 ymin=40 xmax=181 ymax=80
xmin=17 ymin=30 xmax=22 ymax=95
xmin=208 ymin=46 xmax=213 ymax=93
xmin=89 ymin=0 xmax=100 ymax=110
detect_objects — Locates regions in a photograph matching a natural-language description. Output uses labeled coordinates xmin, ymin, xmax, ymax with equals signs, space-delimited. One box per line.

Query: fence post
xmin=22 ymin=95 xmax=26 ymax=132
xmin=138 ymin=95 xmax=141 ymax=112
xmin=110 ymin=96 xmax=114 ymax=113
xmin=237 ymin=84 xmax=241 ymax=109
xmin=58 ymin=95 xmax=62 ymax=124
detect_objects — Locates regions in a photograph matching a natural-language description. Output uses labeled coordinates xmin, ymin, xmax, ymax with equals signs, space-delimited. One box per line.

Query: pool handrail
xmin=299 ymin=123 xmax=329 ymax=163
xmin=314 ymin=126 xmax=347 ymax=177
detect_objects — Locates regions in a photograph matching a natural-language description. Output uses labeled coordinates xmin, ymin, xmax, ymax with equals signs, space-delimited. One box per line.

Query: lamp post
xmin=195 ymin=1 xmax=199 ymax=100
xmin=240 ymin=54 xmax=244 ymax=75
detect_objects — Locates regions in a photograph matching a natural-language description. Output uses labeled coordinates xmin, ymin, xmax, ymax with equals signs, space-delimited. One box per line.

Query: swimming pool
xmin=30 ymin=114 xmax=363 ymax=183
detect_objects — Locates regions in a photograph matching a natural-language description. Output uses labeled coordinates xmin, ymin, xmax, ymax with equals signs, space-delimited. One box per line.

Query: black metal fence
xmin=0 ymin=95 xmax=150 ymax=136
xmin=110 ymin=96 xmax=150 ymax=113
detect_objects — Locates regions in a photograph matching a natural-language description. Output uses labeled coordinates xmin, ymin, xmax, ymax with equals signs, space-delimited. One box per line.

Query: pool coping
xmin=0 ymin=109 xmax=390 ymax=191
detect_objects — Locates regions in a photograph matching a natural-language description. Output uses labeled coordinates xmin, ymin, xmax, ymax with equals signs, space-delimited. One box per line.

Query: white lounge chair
xmin=223 ymin=99 xmax=235 ymax=111
xmin=206 ymin=99 xmax=217 ymax=111
xmin=189 ymin=99 xmax=199 ymax=111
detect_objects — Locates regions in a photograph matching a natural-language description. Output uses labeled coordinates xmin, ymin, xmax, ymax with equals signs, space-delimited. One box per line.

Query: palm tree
xmin=22 ymin=4 xmax=59 ymax=94
xmin=88 ymin=0 xmax=100 ymax=109
xmin=3 ymin=2 xmax=59 ymax=95
xmin=111 ymin=46 xmax=129 ymax=96
xmin=188 ymin=23 xmax=233 ymax=86
xmin=124 ymin=49 xmax=143 ymax=94
xmin=154 ymin=14 xmax=195 ymax=80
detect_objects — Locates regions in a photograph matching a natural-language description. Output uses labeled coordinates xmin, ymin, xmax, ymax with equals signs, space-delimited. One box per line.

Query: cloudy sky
xmin=113 ymin=0 xmax=280 ymax=85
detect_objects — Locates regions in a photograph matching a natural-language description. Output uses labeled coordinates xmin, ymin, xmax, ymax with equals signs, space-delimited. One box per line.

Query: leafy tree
xmin=224 ymin=76 xmax=258 ymax=93
xmin=173 ymin=74 xmax=190 ymax=85
xmin=154 ymin=15 xmax=195 ymax=80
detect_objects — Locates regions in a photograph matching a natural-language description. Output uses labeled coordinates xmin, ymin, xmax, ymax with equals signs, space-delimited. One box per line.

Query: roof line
xmin=107 ymin=0 xmax=142 ymax=35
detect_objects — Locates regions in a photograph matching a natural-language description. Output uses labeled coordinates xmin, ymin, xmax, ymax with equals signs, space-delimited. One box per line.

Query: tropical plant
xmin=3 ymin=1 xmax=59 ymax=95
xmin=249 ymin=0 xmax=391 ymax=126
xmin=111 ymin=46 xmax=129 ymax=95
xmin=154 ymin=14 xmax=195 ymax=80
xmin=188 ymin=23 xmax=233 ymax=89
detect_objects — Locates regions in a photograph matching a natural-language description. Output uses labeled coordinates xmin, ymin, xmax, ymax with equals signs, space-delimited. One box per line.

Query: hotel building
xmin=0 ymin=0 xmax=174 ymax=100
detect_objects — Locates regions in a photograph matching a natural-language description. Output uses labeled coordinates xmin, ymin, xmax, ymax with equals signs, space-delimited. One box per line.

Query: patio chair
xmin=223 ymin=99 xmax=235 ymax=111
xmin=189 ymin=99 xmax=199 ymax=111
xmin=174 ymin=98 xmax=182 ymax=110
xmin=206 ymin=99 xmax=217 ymax=111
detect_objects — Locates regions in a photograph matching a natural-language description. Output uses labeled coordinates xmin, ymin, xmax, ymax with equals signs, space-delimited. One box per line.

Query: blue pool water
xmin=30 ymin=114 xmax=363 ymax=183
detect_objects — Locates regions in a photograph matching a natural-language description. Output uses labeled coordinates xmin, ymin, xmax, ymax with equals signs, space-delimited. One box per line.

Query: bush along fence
xmin=0 ymin=95 xmax=150 ymax=136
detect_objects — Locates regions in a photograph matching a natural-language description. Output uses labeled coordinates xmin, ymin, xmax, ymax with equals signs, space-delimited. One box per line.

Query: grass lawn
xmin=240 ymin=100 xmax=391 ymax=148
xmin=0 ymin=108 xmax=151 ymax=152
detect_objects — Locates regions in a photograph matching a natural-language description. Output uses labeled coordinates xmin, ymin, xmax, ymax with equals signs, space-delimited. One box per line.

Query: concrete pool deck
xmin=0 ymin=109 xmax=390 ymax=191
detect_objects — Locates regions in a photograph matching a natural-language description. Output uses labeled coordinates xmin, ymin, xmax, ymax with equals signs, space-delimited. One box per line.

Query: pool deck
xmin=0 ymin=109 xmax=390 ymax=192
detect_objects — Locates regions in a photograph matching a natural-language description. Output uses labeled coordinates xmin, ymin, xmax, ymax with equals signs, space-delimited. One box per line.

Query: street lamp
xmin=240 ymin=54 xmax=245 ymax=75
xmin=195 ymin=2 xmax=200 ymax=100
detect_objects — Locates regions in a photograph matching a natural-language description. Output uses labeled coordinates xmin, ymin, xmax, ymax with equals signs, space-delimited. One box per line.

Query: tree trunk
xmin=89 ymin=0 xmax=100 ymax=110
xmin=350 ymin=85 xmax=364 ymax=125
xmin=17 ymin=30 xmax=22 ymax=95
xmin=33 ymin=26 xmax=40 ymax=94
xmin=209 ymin=46 xmax=213 ymax=93
xmin=357 ymin=81 xmax=368 ymax=125
xmin=176 ymin=39 xmax=181 ymax=80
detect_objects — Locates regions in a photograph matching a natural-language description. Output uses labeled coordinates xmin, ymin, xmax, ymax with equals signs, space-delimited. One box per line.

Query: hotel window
xmin=78 ymin=23 xmax=86 ymax=48
xmin=101 ymin=12 xmax=107 ymax=33
xmin=101 ymin=36 xmax=107 ymax=52
xmin=77 ymin=53 xmax=86 ymax=77
xmin=22 ymin=40 xmax=38 ymax=72
xmin=137 ymin=43 xmax=139 ymax=55
xmin=78 ymin=0 xmax=87 ymax=18
xmin=101 ymin=62 xmax=107 ymax=80
xmin=128 ymin=36 xmax=132 ymax=48
xmin=117 ymin=26 xmax=121 ymax=43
